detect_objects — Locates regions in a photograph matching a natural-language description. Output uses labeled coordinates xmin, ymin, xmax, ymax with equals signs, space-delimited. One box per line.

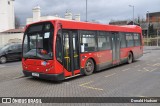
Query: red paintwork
xmin=22 ymin=19 xmax=143 ymax=79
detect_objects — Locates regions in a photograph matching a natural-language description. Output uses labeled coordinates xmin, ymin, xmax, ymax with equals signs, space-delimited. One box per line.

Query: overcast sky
xmin=15 ymin=0 xmax=160 ymax=25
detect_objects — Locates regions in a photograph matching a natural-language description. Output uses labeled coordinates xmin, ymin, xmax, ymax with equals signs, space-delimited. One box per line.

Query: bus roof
xmin=28 ymin=19 xmax=142 ymax=33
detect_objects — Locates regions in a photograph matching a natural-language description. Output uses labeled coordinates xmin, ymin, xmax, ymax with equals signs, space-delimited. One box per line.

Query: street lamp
xmin=147 ymin=11 xmax=150 ymax=46
xmin=86 ymin=0 xmax=88 ymax=22
xmin=157 ymin=30 xmax=159 ymax=47
xmin=129 ymin=5 xmax=134 ymax=25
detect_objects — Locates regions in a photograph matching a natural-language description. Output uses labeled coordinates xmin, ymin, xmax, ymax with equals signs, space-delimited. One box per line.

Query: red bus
xmin=22 ymin=19 xmax=143 ymax=81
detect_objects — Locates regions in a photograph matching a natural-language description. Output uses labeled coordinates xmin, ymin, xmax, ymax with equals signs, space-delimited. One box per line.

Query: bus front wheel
xmin=127 ymin=52 xmax=133 ymax=64
xmin=84 ymin=59 xmax=94 ymax=76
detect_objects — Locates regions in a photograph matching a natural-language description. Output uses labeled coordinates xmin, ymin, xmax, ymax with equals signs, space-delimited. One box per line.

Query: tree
xmin=149 ymin=24 xmax=154 ymax=37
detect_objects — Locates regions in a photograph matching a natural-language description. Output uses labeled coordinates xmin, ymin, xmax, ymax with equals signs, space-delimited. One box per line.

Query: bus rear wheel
xmin=127 ymin=52 xmax=133 ymax=64
xmin=84 ymin=59 xmax=94 ymax=76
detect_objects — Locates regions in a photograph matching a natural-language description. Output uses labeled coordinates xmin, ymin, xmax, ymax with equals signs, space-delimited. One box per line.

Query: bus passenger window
xmin=126 ymin=33 xmax=134 ymax=47
xmin=98 ymin=32 xmax=111 ymax=50
xmin=120 ymin=33 xmax=127 ymax=48
xmin=134 ymin=33 xmax=141 ymax=46
xmin=80 ymin=31 xmax=97 ymax=52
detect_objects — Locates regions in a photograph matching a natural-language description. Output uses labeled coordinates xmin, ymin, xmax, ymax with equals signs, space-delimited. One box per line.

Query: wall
xmin=0 ymin=0 xmax=15 ymax=32
xmin=0 ymin=33 xmax=23 ymax=46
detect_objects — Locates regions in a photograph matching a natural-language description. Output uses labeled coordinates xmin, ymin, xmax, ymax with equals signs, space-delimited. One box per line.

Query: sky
xmin=14 ymin=0 xmax=160 ymax=25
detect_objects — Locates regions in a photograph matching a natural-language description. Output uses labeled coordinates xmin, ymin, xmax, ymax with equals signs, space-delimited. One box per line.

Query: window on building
xmin=134 ymin=33 xmax=141 ymax=46
xmin=80 ymin=31 xmax=97 ymax=52
xmin=98 ymin=31 xmax=111 ymax=50
xmin=126 ymin=33 xmax=134 ymax=47
xmin=120 ymin=33 xmax=127 ymax=48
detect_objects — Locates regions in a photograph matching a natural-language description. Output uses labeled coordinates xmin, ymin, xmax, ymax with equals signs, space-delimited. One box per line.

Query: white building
xmin=0 ymin=29 xmax=24 ymax=46
xmin=0 ymin=0 xmax=24 ymax=46
xmin=0 ymin=0 xmax=15 ymax=32
xmin=27 ymin=6 xmax=81 ymax=25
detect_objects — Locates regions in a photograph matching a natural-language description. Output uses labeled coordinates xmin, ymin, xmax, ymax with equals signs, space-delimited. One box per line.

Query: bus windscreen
xmin=23 ymin=23 xmax=54 ymax=60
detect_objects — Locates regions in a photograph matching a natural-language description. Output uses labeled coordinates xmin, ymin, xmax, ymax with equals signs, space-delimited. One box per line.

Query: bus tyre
xmin=127 ymin=52 xmax=133 ymax=64
xmin=0 ymin=56 xmax=7 ymax=64
xmin=84 ymin=59 xmax=94 ymax=76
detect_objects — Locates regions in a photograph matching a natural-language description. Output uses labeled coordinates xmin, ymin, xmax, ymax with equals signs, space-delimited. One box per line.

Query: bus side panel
xmin=54 ymin=60 xmax=64 ymax=74
xmin=80 ymin=52 xmax=99 ymax=69
xmin=96 ymin=50 xmax=112 ymax=70
xmin=131 ymin=46 xmax=143 ymax=60
xmin=120 ymin=46 xmax=143 ymax=63
xmin=120 ymin=48 xmax=128 ymax=62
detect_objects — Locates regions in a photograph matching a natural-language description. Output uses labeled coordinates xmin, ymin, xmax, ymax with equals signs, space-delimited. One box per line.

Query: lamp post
xmin=86 ymin=0 xmax=88 ymax=22
xmin=147 ymin=11 xmax=150 ymax=46
xmin=157 ymin=30 xmax=159 ymax=47
xmin=129 ymin=5 xmax=134 ymax=25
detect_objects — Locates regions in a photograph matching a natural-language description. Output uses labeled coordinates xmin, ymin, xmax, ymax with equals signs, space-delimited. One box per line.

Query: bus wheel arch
xmin=84 ymin=58 xmax=96 ymax=76
xmin=90 ymin=58 xmax=97 ymax=72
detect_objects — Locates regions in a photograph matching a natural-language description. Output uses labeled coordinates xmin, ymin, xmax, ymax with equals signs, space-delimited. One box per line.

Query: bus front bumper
xmin=23 ymin=70 xmax=64 ymax=81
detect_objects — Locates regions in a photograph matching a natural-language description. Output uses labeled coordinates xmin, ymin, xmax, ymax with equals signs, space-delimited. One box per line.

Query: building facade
xmin=109 ymin=12 xmax=160 ymax=37
xmin=146 ymin=12 xmax=160 ymax=23
xmin=139 ymin=12 xmax=160 ymax=37
xmin=0 ymin=0 xmax=15 ymax=32
xmin=26 ymin=6 xmax=81 ymax=25
xmin=0 ymin=29 xmax=24 ymax=46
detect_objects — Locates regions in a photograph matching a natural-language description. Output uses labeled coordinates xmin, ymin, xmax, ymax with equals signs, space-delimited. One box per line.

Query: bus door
xmin=111 ymin=32 xmax=120 ymax=64
xmin=63 ymin=30 xmax=80 ymax=76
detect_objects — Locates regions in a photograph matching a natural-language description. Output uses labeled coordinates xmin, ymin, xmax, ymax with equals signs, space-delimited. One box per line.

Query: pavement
xmin=0 ymin=46 xmax=159 ymax=106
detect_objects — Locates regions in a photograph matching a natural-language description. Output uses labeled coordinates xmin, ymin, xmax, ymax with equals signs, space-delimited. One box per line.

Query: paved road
xmin=0 ymin=47 xmax=160 ymax=106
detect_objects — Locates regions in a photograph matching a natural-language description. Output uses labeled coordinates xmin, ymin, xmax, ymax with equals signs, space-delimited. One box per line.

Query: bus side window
xmin=126 ymin=33 xmax=134 ymax=47
xmin=56 ymin=31 xmax=62 ymax=62
xmin=134 ymin=33 xmax=141 ymax=46
xmin=80 ymin=31 xmax=97 ymax=52
xmin=98 ymin=31 xmax=111 ymax=50
xmin=120 ymin=33 xmax=127 ymax=48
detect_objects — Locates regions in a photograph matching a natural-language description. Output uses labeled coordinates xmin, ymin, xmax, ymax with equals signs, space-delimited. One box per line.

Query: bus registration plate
xmin=32 ymin=73 xmax=39 ymax=77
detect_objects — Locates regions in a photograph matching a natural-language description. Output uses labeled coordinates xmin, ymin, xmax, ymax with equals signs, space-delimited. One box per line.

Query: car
xmin=0 ymin=43 xmax=22 ymax=64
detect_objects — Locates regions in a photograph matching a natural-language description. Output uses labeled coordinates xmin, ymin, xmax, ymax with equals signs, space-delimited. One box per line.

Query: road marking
xmin=134 ymin=65 xmax=140 ymax=67
xmin=150 ymin=68 xmax=157 ymax=72
xmin=105 ymin=73 xmax=116 ymax=78
xmin=152 ymin=63 xmax=160 ymax=66
xmin=79 ymin=81 xmax=103 ymax=91
xmin=143 ymin=68 xmax=150 ymax=72
xmin=79 ymin=81 xmax=93 ymax=86
xmin=121 ymin=68 xmax=130 ymax=72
